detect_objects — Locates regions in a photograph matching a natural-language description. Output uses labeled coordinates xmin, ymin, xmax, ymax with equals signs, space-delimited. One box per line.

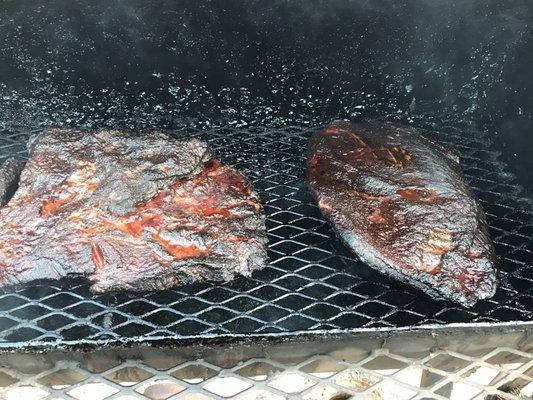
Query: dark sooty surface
xmin=0 ymin=124 xmax=531 ymax=348
xmin=0 ymin=0 xmax=531 ymax=347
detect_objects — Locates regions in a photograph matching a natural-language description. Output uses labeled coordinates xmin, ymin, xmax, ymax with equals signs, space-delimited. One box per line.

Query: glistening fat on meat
xmin=0 ymin=129 xmax=268 ymax=292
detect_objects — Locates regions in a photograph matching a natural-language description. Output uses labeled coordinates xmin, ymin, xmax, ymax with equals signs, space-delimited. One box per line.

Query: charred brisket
xmin=0 ymin=158 xmax=24 ymax=207
xmin=308 ymin=121 xmax=497 ymax=306
xmin=0 ymin=129 xmax=267 ymax=292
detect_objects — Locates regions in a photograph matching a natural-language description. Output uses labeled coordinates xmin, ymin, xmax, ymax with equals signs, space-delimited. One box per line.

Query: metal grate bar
xmin=0 ymin=329 xmax=530 ymax=399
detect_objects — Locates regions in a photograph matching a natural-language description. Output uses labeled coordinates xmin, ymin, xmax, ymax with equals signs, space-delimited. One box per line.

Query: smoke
xmin=0 ymin=0 xmax=531 ymax=156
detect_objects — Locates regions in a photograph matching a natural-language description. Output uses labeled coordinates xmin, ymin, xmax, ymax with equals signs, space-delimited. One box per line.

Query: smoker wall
xmin=0 ymin=0 xmax=531 ymax=194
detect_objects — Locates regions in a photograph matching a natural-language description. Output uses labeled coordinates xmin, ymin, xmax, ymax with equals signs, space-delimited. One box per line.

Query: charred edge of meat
xmin=88 ymin=257 xmax=261 ymax=294
xmin=335 ymin=226 xmax=495 ymax=307
xmin=0 ymin=158 xmax=25 ymax=206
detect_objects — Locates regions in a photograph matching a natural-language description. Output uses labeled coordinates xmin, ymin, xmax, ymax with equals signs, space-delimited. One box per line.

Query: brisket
xmin=307 ymin=121 xmax=497 ymax=306
xmin=0 ymin=158 xmax=24 ymax=207
xmin=0 ymin=129 xmax=267 ymax=292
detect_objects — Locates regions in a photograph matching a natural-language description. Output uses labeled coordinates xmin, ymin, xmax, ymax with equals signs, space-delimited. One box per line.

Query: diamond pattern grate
xmin=0 ymin=123 xmax=531 ymax=349
xmin=0 ymin=331 xmax=530 ymax=399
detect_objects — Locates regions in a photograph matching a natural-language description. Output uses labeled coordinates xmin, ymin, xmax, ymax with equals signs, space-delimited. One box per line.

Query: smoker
xmin=0 ymin=1 xmax=531 ymax=399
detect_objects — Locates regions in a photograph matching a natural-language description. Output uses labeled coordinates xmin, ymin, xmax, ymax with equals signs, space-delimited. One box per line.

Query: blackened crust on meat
xmin=0 ymin=158 xmax=24 ymax=206
xmin=88 ymin=159 xmax=268 ymax=293
xmin=0 ymin=129 xmax=267 ymax=292
xmin=307 ymin=121 xmax=497 ymax=307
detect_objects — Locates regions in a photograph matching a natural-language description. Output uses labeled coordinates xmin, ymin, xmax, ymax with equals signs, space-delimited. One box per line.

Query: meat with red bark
xmin=0 ymin=129 xmax=267 ymax=292
xmin=307 ymin=121 xmax=497 ymax=306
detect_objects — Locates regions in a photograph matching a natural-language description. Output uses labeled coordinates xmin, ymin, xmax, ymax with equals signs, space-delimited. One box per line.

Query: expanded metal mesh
xmin=0 ymin=123 xmax=531 ymax=348
xmin=0 ymin=331 xmax=531 ymax=399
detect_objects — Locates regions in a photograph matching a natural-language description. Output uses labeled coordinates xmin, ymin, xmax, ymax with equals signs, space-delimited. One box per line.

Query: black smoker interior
xmin=0 ymin=0 xmax=531 ymax=349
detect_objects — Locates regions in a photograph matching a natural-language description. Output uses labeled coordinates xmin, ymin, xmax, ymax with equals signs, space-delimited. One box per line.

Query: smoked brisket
xmin=0 ymin=129 xmax=267 ymax=292
xmin=308 ymin=122 xmax=497 ymax=306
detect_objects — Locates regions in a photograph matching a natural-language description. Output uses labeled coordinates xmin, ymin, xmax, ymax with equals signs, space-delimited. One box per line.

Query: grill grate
xmin=0 ymin=329 xmax=530 ymax=399
xmin=0 ymin=123 xmax=531 ymax=349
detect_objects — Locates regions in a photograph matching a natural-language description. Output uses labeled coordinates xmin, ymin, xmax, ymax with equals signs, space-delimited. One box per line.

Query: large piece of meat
xmin=308 ymin=121 xmax=497 ymax=306
xmin=0 ymin=129 xmax=267 ymax=293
